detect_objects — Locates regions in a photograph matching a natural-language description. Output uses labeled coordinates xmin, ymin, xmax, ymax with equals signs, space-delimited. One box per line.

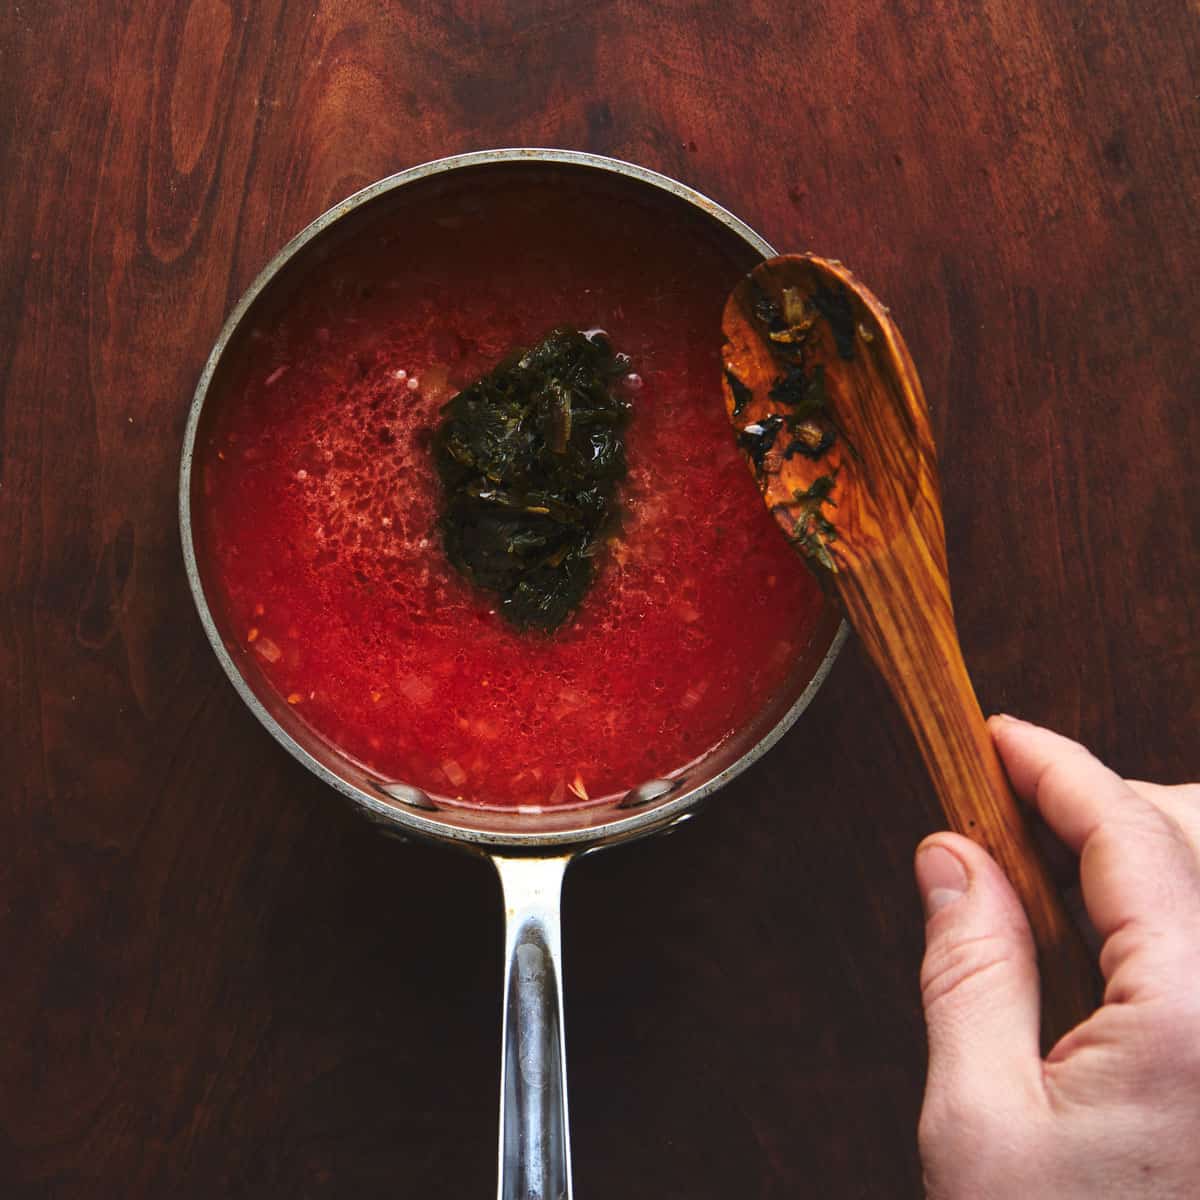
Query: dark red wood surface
xmin=3 ymin=4 xmax=1197 ymax=1197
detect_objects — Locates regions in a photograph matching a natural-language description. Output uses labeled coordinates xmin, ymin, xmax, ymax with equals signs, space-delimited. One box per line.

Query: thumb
xmin=915 ymin=835 xmax=1045 ymax=1106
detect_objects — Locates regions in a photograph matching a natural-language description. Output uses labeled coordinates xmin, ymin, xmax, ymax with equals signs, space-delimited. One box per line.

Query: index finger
xmin=989 ymin=716 xmax=1200 ymax=1000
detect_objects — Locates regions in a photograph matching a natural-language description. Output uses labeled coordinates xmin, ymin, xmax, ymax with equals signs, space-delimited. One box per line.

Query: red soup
xmin=197 ymin=168 xmax=824 ymax=809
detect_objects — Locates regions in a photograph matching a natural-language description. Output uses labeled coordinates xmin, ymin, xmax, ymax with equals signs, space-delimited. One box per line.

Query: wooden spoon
xmin=722 ymin=254 xmax=1097 ymax=1046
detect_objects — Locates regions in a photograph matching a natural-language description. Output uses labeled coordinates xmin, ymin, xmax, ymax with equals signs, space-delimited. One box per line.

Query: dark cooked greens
xmin=433 ymin=328 xmax=631 ymax=631
xmin=788 ymin=473 xmax=840 ymax=572
xmin=737 ymin=414 xmax=784 ymax=470
xmin=811 ymin=281 xmax=857 ymax=361
xmin=744 ymin=283 xmax=847 ymax=465
xmin=775 ymin=363 xmax=838 ymax=460
xmin=725 ymin=368 xmax=754 ymax=418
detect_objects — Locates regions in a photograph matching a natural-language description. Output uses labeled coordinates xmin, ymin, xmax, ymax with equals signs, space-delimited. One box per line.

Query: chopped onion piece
xmin=254 ymin=636 xmax=282 ymax=663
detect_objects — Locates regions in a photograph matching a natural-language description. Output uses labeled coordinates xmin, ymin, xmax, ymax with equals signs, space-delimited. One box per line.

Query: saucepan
xmin=180 ymin=149 xmax=847 ymax=1199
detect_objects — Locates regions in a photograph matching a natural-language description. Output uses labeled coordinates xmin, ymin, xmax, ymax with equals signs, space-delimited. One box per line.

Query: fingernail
xmin=992 ymin=712 xmax=1029 ymax=727
xmin=915 ymin=844 xmax=968 ymax=917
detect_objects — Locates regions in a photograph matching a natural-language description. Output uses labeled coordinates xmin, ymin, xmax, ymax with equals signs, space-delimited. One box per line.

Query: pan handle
xmin=491 ymin=854 xmax=574 ymax=1200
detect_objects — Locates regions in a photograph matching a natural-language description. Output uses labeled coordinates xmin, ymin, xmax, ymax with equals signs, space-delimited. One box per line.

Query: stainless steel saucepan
xmin=180 ymin=149 xmax=846 ymax=1200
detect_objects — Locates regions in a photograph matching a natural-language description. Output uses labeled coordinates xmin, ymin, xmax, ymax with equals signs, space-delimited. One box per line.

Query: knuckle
xmin=921 ymin=930 xmax=1025 ymax=1013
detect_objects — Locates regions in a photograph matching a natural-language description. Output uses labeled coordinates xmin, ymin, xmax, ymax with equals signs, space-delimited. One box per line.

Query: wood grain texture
xmin=723 ymin=254 xmax=1099 ymax=1046
xmin=2 ymin=2 xmax=1197 ymax=1197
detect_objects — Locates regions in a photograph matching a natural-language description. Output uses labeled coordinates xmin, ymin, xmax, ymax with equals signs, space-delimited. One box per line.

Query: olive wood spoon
xmin=722 ymin=254 xmax=1097 ymax=1047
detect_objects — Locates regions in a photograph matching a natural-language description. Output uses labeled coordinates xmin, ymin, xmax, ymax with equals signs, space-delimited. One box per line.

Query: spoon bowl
xmin=723 ymin=255 xmax=927 ymax=568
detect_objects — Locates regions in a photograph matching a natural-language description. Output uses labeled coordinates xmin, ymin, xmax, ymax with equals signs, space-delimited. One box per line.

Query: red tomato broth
xmin=197 ymin=170 xmax=824 ymax=809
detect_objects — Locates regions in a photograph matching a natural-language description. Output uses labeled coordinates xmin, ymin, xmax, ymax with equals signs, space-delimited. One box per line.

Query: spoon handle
xmin=837 ymin=538 xmax=1099 ymax=1047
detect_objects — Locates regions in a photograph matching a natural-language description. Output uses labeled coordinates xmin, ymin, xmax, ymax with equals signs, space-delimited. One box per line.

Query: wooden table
xmin=4 ymin=4 xmax=1197 ymax=1196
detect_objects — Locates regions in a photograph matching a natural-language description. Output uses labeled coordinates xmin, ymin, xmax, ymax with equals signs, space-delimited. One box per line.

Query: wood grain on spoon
xmin=722 ymin=254 xmax=1098 ymax=1048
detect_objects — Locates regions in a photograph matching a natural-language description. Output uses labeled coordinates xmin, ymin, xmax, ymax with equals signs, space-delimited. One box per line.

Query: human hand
xmin=914 ymin=715 xmax=1200 ymax=1198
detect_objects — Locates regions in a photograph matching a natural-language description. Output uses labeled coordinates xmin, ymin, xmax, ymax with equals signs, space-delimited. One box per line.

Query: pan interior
xmin=182 ymin=153 xmax=844 ymax=850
